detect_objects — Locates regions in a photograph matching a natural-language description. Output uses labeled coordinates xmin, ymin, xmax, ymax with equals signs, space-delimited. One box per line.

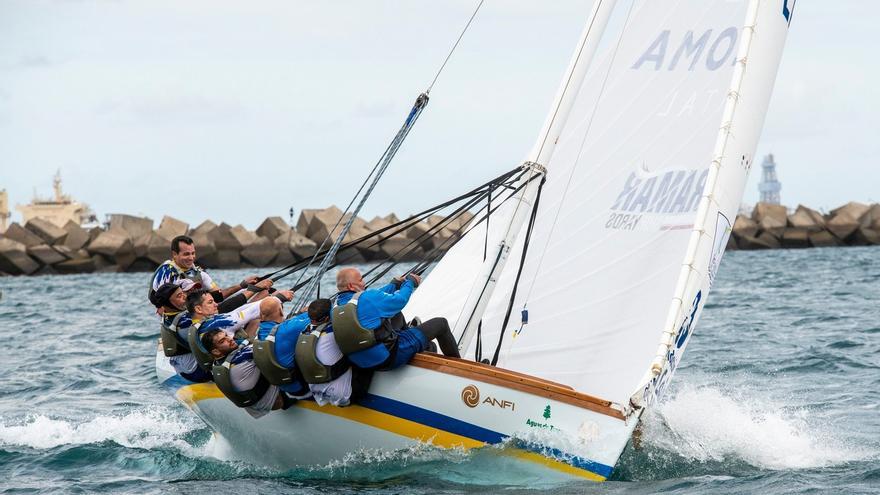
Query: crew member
xmin=254 ymin=297 xmax=311 ymax=398
xmin=297 ymin=298 xmax=372 ymax=406
xmin=151 ymin=281 xmax=276 ymax=382
xmin=201 ymin=329 xmax=294 ymax=418
xmin=149 ymin=234 xmax=259 ymax=304
xmin=332 ymin=267 xmax=460 ymax=371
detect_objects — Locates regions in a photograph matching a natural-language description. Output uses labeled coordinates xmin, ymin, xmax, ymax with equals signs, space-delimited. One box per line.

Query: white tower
xmin=758 ymin=154 xmax=781 ymax=204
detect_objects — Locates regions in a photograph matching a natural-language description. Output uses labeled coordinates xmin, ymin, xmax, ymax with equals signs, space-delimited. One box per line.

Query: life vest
xmin=211 ymin=345 xmax=271 ymax=408
xmin=331 ymin=293 xmax=378 ymax=355
xmin=160 ymin=313 xmax=190 ymax=357
xmin=187 ymin=322 xmax=215 ymax=372
xmin=295 ymin=323 xmax=351 ymax=384
xmin=252 ymin=324 xmax=306 ymax=387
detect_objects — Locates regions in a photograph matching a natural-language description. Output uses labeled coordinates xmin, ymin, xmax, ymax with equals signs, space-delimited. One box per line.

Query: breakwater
xmin=0 ymin=201 xmax=878 ymax=276
xmin=728 ymin=201 xmax=880 ymax=250
xmin=0 ymin=206 xmax=471 ymax=276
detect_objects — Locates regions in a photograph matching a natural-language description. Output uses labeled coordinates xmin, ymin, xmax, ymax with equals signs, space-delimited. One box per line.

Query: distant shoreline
xmin=2 ymin=201 xmax=878 ymax=276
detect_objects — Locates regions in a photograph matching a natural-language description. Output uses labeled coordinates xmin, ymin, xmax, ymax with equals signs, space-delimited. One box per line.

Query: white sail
xmin=405 ymin=0 xmax=616 ymax=345
xmin=471 ymin=0 xmax=792 ymax=406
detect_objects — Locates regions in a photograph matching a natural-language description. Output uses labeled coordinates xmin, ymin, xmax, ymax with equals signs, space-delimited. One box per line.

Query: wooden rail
xmin=410 ymin=353 xmax=626 ymax=420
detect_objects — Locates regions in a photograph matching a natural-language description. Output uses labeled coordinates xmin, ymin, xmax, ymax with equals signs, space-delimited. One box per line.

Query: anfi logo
xmin=461 ymin=385 xmax=480 ymax=408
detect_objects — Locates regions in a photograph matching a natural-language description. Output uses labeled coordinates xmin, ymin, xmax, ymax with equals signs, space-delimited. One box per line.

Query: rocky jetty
xmin=2 ymin=202 xmax=876 ymax=276
xmin=728 ymin=201 xmax=880 ymax=251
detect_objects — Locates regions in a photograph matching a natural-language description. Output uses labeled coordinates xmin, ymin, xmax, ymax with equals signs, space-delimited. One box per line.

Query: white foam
xmin=0 ymin=407 xmax=204 ymax=454
xmin=641 ymin=384 xmax=874 ymax=470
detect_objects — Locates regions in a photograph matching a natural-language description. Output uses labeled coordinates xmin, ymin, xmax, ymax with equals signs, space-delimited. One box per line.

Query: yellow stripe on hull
xmin=174 ymin=382 xmax=607 ymax=481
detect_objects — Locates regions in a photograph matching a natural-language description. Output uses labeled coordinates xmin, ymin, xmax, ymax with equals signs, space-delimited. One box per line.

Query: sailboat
xmin=156 ymin=0 xmax=794 ymax=482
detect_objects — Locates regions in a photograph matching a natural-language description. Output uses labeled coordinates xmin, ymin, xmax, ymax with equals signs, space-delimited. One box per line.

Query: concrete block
xmin=850 ymin=227 xmax=880 ymax=246
xmin=825 ymin=212 xmax=860 ymax=241
xmin=751 ymin=203 xmax=787 ymax=237
xmin=191 ymin=220 xmax=218 ymax=236
xmin=27 ymin=244 xmax=68 ymax=265
xmin=240 ymin=235 xmax=276 ymax=267
xmin=188 ymin=231 xmax=216 ymax=265
xmin=809 ymin=230 xmax=842 ymax=248
xmin=273 ymin=247 xmax=297 ymax=267
xmin=296 ymin=209 xmax=319 ymax=238
xmin=55 ymin=257 xmax=96 ymax=274
xmin=133 ymin=232 xmax=169 ymax=265
xmin=62 ymin=221 xmax=90 ymax=250
xmin=126 ymin=258 xmax=158 ymax=273
xmin=91 ymin=254 xmax=119 ymax=273
xmin=200 ymin=249 xmax=240 ymax=268
xmin=274 ymin=231 xmax=317 ymax=260
xmin=737 ymin=234 xmax=775 ymax=250
xmin=108 ymin=214 xmax=154 ymax=240
xmin=0 ymin=238 xmax=40 ymax=275
xmin=256 ymin=217 xmax=290 ymax=240
xmin=780 ymin=228 xmax=810 ymax=249
xmin=830 ymin=201 xmax=871 ymax=222
xmin=87 ymin=231 xmax=134 ymax=263
xmin=726 ymin=235 xmax=738 ymax=251
xmin=25 ymin=218 xmax=68 ymax=245
xmin=88 ymin=227 xmax=103 ymax=243
xmin=207 ymin=224 xmax=242 ymax=251
xmin=3 ymin=223 xmax=43 ymax=247
xmin=156 ymin=216 xmax=189 ymax=241
xmin=230 ymin=225 xmax=258 ymax=249
xmin=859 ymin=204 xmax=880 ymax=230
xmin=33 ymin=265 xmax=58 ymax=276
xmin=788 ymin=206 xmax=824 ymax=232
xmin=757 ymin=232 xmax=781 ymax=249
xmin=732 ymin=215 xmax=759 ymax=240
xmin=379 ymin=236 xmax=413 ymax=259
xmin=305 ymin=206 xmax=352 ymax=244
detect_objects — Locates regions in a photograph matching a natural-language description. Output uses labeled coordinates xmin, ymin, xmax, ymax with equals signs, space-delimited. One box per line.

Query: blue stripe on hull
xmin=358 ymin=393 xmax=614 ymax=478
xmin=162 ymin=374 xmax=615 ymax=478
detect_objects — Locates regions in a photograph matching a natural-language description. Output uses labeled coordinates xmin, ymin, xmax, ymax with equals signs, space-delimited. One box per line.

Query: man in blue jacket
xmin=254 ymin=297 xmax=312 ymax=398
xmin=333 ymin=267 xmax=460 ymax=371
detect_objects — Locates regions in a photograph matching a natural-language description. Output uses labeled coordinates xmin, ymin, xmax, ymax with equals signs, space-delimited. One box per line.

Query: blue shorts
xmin=388 ymin=328 xmax=428 ymax=370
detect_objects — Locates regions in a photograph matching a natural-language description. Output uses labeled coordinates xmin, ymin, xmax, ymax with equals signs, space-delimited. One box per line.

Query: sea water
xmin=0 ymin=247 xmax=877 ymax=494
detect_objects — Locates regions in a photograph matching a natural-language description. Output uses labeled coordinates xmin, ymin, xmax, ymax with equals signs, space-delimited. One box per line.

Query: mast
xmin=455 ymin=0 xmax=619 ymax=354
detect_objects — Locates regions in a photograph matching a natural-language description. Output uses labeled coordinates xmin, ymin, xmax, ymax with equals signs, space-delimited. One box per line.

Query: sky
xmin=1 ymin=1 xmax=877 ymax=230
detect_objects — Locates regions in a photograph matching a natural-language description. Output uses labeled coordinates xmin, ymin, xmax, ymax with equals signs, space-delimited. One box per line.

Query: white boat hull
xmin=157 ymin=350 xmax=637 ymax=482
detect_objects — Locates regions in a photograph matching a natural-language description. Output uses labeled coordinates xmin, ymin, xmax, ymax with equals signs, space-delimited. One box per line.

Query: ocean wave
xmin=639 ymin=384 xmax=875 ymax=471
xmin=0 ymin=407 xmax=204 ymax=454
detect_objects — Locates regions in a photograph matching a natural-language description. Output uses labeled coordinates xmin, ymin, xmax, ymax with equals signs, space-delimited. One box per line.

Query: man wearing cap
xmin=151 ymin=281 xmax=279 ymax=383
xmin=149 ymin=234 xmax=259 ymax=305
xmin=151 ymin=280 xmax=273 ymax=329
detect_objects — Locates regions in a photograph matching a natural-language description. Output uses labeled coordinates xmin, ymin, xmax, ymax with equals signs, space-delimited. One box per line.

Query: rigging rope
xmin=427 ymin=0 xmax=486 ymax=94
xmin=490 ymin=176 xmax=546 ymax=366
xmin=290 ymin=93 xmax=430 ymax=313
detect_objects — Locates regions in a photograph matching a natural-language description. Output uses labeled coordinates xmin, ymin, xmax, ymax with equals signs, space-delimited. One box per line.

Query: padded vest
xmin=331 ymin=293 xmax=378 ymax=355
xmin=211 ymin=346 xmax=271 ymax=408
xmin=187 ymin=323 xmax=215 ymax=372
xmin=295 ymin=323 xmax=351 ymax=384
xmin=160 ymin=313 xmax=190 ymax=357
xmin=252 ymin=324 xmax=306 ymax=387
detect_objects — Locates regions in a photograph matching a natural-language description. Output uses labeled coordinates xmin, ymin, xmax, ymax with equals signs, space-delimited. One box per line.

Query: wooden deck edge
xmin=410 ymin=353 xmax=626 ymax=421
